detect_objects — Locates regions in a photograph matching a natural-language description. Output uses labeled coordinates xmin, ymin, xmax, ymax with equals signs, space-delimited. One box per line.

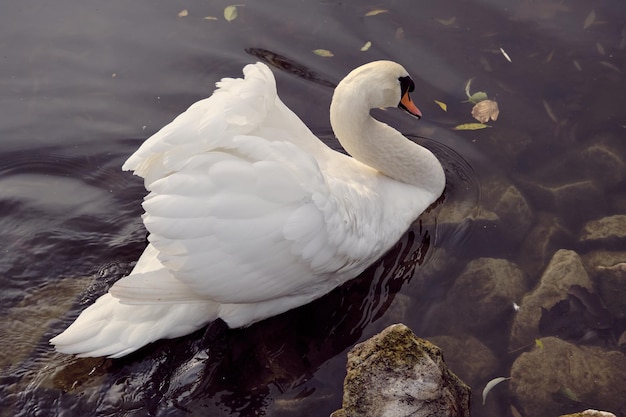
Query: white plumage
xmin=51 ymin=61 xmax=445 ymax=358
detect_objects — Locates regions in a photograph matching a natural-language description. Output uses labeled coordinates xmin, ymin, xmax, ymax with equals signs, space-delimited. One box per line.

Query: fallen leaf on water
xmin=203 ymin=16 xmax=218 ymax=20
xmin=600 ymin=61 xmax=622 ymax=73
xmin=360 ymin=41 xmax=372 ymax=51
xmin=545 ymin=49 xmax=554 ymax=63
xmin=313 ymin=49 xmax=334 ymax=57
xmin=573 ymin=60 xmax=582 ymax=71
xmin=583 ymin=9 xmax=596 ymax=29
xmin=435 ymin=16 xmax=456 ymax=26
xmin=558 ymin=386 xmax=580 ymax=402
xmin=482 ymin=377 xmax=510 ymax=405
xmin=434 ymin=100 xmax=447 ymax=111
xmin=395 ymin=27 xmax=405 ymax=41
xmin=464 ymin=79 xmax=473 ymax=97
xmin=471 ymin=100 xmax=499 ymax=123
xmin=224 ymin=5 xmax=239 ymax=22
xmin=596 ymin=42 xmax=605 ymax=55
xmin=542 ymin=100 xmax=558 ymax=123
xmin=365 ymin=9 xmax=388 ymax=17
xmin=464 ymin=79 xmax=489 ymax=103
xmin=453 ymin=123 xmax=491 ymax=130
xmin=500 ymin=47 xmax=512 ymax=62
xmin=178 ymin=9 xmax=188 ymax=17
xmin=467 ymin=91 xmax=488 ymax=104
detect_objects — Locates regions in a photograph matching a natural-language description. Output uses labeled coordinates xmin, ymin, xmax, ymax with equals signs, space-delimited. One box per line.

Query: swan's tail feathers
xmin=50 ymin=293 xmax=219 ymax=358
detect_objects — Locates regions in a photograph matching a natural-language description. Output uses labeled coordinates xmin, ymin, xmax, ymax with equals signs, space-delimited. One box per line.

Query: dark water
xmin=1 ymin=0 xmax=625 ymax=416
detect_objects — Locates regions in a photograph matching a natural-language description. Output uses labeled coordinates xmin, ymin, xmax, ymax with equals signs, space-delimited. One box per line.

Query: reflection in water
xmin=246 ymin=48 xmax=337 ymax=88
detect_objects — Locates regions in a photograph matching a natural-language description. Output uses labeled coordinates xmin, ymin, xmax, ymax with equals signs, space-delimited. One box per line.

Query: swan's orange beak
xmin=399 ymin=91 xmax=422 ymax=119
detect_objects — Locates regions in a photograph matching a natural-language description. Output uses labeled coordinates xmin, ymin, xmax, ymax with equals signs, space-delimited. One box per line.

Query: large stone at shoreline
xmin=426 ymin=335 xmax=498 ymax=390
xmin=510 ymin=337 xmax=626 ymax=417
xmin=510 ymin=249 xmax=592 ymax=351
xmin=331 ymin=324 xmax=471 ymax=417
xmin=560 ymin=410 xmax=617 ymax=417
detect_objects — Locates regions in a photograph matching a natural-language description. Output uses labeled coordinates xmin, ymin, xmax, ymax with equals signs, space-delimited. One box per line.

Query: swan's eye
xmin=398 ymin=76 xmax=415 ymax=96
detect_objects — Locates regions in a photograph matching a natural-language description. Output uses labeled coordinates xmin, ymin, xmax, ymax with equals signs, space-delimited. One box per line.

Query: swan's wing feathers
xmin=114 ymin=62 xmax=373 ymax=309
xmin=122 ymin=62 xmax=278 ymax=186
xmin=130 ymin=136 xmax=357 ymax=305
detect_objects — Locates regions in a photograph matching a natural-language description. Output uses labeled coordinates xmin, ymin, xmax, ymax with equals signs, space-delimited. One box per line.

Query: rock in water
xmin=331 ymin=324 xmax=471 ymax=417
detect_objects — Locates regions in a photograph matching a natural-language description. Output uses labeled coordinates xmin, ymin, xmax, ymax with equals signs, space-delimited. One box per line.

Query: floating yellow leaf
xmin=583 ymin=9 xmax=596 ymax=29
xmin=178 ymin=9 xmax=189 ymax=17
xmin=535 ymin=339 xmax=544 ymax=349
xmin=435 ymin=16 xmax=456 ymax=26
xmin=434 ymin=100 xmax=447 ymax=111
xmin=313 ymin=49 xmax=334 ymax=57
xmin=471 ymin=100 xmax=499 ymax=123
xmin=203 ymin=16 xmax=218 ymax=20
xmin=360 ymin=41 xmax=372 ymax=52
xmin=224 ymin=5 xmax=238 ymax=22
xmin=453 ymin=123 xmax=491 ymax=130
xmin=365 ymin=9 xmax=388 ymax=16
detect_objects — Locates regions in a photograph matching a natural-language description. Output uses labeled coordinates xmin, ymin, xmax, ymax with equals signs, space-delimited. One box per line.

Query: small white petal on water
xmin=482 ymin=377 xmax=510 ymax=405
xmin=500 ymin=47 xmax=512 ymax=62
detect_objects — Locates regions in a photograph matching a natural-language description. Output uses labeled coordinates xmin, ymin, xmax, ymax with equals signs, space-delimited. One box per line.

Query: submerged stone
xmin=331 ymin=324 xmax=470 ymax=417
xmin=510 ymin=337 xmax=626 ymax=417
xmin=579 ymin=215 xmax=626 ymax=249
xmin=510 ymin=249 xmax=592 ymax=351
xmin=519 ymin=213 xmax=572 ymax=280
xmin=439 ymin=257 xmax=527 ymax=334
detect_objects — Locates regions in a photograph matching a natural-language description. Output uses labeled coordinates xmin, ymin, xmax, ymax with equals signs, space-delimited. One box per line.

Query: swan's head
xmin=333 ymin=60 xmax=422 ymax=119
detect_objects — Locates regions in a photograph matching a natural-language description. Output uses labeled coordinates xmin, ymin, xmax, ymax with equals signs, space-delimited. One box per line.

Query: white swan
xmin=50 ymin=61 xmax=445 ymax=358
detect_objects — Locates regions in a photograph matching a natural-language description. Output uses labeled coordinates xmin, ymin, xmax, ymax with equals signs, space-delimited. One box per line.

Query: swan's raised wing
xmin=116 ymin=63 xmax=384 ymax=308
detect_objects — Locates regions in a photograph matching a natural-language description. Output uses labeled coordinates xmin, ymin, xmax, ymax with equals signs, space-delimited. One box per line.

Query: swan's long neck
xmin=330 ymin=95 xmax=445 ymax=195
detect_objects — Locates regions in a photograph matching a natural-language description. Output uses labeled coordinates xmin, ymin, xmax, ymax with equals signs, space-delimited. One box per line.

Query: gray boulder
xmin=510 ymin=249 xmax=592 ymax=351
xmin=510 ymin=337 xmax=626 ymax=416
